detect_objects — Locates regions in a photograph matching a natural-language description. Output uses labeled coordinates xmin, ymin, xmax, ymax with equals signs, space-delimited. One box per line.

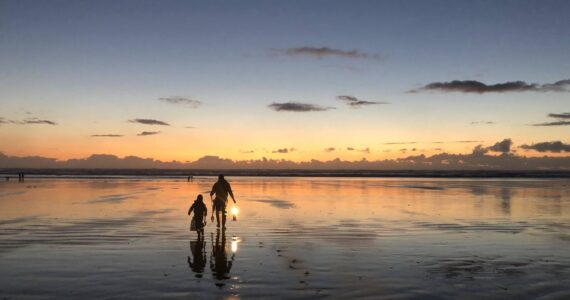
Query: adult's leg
xmin=215 ymin=208 xmax=221 ymax=227
xmin=221 ymin=205 xmax=227 ymax=228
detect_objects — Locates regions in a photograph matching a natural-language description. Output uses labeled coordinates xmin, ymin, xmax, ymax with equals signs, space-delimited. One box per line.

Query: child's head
xmin=196 ymin=194 xmax=203 ymax=202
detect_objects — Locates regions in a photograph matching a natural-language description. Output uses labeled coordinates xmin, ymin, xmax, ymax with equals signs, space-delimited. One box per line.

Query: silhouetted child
xmin=188 ymin=194 xmax=208 ymax=237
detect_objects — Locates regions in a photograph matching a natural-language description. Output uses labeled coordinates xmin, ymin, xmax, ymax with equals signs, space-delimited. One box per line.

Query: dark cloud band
xmin=409 ymin=79 xmax=570 ymax=94
xmin=337 ymin=95 xmax=388 ymax=108
xmin=520 ymin=141 xmax=570 ymax=153
xmin=272 ymin=148 xmax=295 ymax=154
xmin=533 ymin=112 xmax=570 ymax=126
xmin=91 ymin=134 xmax=123 ymax=137
xmin=158 ymin=96 xmax=202 ymax=108
xmin=137 ymin=131 xmax=160 ymax=136
xmin=268 ymin=102 xmax=334 ymax=112
xmin=128 ymin=119 xmax=170 ymax=126
xmin=0 ymin=117 xmax=57 ymax=125
xmin=272 ymin=47 xmax=381 ymax=60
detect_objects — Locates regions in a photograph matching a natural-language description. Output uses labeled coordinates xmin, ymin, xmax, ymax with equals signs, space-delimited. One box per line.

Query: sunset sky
xmin=1 ymin=0 xmax=569 ymax=164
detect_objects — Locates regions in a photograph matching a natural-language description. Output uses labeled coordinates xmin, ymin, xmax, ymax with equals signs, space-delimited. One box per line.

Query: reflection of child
xmin=188 ymin=194 xmax=207 ymax=237
xmin=188 ymin=239 xmax=206 ymax=278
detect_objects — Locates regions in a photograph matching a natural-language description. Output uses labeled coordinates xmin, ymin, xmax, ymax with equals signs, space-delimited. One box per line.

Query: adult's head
xmin=196 ymin=194 xmax=203 ymax=202
xmin=218 ymin=174 xmax=225 ymax=181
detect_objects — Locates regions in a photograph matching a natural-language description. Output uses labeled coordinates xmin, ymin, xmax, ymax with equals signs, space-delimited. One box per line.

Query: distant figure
xmin=187 ymin=236 xmax=207 ymax=278
xmin=188 ymin=194 xmax=208 ymax=238
xmin=187 ymin=176 xmax=193 ymax=182
xmin=210 ymin=175 xmax=236 ymax=229
xmin=210 ymin=229 xmax=233 ymax=286
xmin=18 ymin=172 xmax=24 ymax=182
xmin=5 ymin=176 xmax=9 ymax=181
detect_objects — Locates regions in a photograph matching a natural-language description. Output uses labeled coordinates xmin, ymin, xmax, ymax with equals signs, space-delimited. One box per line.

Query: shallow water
xmin=0 ymin=177 xmax=569 ymax=299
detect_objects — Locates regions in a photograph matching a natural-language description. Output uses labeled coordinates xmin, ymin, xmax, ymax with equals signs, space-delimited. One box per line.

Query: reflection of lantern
xmin=231 ymin=236 xmax=240 ymax=254
xmin=231 ymin=205 xmax=239 ymax=221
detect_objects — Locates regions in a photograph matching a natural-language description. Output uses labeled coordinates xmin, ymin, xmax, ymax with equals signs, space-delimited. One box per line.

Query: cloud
xmin=532 ymin=112 xmax=570 ymax=126
xmin=548 ymin=113 xmax=570 ymax=119
xmin=185 ymin=126 xmax=196 ymax=129
xmin=0 ymin=117 xmax=57 ymax=125
xmin=272 ymin=148 xmax=295 ymax=154
xmin=3 ymin=139 xmax=570 ymax=170
xmin=457 ymin=140 xmax=482 ymax=143
xmin=137 ymin=131 xmax=160 ymax=136
xmin=268 ymin=102 xmax=334 ymax=112
xmin=128 ymin=119 xmax=170 ymax=126
xmin=532 ymin=121 xmax=570 ymax=126
xmin=487 ymin=139 xmax=512 ymax=153
xmin=520 ymin=141 xmax=570 ymax=153
xmin=470 ymin=121 xmax=494 ymax=125
xmin=337 ymin=95 xmax=388 ymax=108
xmin=272 ymin=47 xmax=381 ymax=60
xmin=384 ymin=142 xmax=416 ymax=145
xmin=347 ymin=147 xmax=370 ymax=153
xmin=240 ymin=150 xmax=255 ymax=154
xmin=23 ymin=118 xmax=57 ymax=125
xmin=91 ymin=134 xmax=124 ymax=137
xmin=471 ymin=145 xmax=488 ymax=155
xmin=158 ymin=96 xmax=202 ymax=108
xmin=409 ymin=79 xmax=570 ymax=94
xmin=324 ymin=147 xmax=336 ymax=152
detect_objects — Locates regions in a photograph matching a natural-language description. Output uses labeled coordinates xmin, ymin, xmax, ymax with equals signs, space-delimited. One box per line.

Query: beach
xmin=0 ymin=176 xmax=569 ymax=299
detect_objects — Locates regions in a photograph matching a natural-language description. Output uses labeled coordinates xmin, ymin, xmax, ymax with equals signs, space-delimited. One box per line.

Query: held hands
xmin=211 ymin=215 xmax=215 ymax=222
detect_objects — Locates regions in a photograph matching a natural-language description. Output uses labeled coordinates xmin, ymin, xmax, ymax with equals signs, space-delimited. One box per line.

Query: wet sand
xmin=0 ymin=177 xmax=569 ymax=299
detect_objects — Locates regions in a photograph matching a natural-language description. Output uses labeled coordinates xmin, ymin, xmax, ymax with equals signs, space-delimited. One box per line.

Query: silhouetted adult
xmin=210 ymin=175 xmax=236 ymax=229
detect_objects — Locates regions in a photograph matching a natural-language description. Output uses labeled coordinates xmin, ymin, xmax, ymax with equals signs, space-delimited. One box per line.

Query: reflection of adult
xmin=187 ymin=237 xmax=206 ymax=278
xmin=210 ymin=175 xmax=236 ymax=229
xmin=210 ymin=230 xmax=233 ymax=285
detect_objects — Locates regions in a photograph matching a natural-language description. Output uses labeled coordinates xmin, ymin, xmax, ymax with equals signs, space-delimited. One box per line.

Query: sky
xmin=1 ymin=0 xmax=569 ymax=167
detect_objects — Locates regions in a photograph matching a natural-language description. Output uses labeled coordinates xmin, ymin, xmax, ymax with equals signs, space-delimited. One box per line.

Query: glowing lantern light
xmin=231 ymin=205 xmax=239 ymax=221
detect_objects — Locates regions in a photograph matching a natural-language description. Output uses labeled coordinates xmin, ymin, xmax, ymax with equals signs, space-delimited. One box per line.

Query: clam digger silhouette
xmin=209 ymin=175 xmax=237 ymax=229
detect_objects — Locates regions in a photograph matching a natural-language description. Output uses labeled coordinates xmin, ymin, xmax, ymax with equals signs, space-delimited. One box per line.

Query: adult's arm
xmin=210 ymin=183 xmax=216 ymax=197
xmin=227 ymin=182 xmax=236 ymax=203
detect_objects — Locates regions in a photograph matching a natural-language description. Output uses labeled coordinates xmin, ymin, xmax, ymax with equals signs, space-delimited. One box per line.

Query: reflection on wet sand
xmin=188 ymin=237 xmax=206 ymax=278
xmin=0 ymin=177 xmax=569 ymax=299
xmin=210 ymin=229 xmax=234 ymax=287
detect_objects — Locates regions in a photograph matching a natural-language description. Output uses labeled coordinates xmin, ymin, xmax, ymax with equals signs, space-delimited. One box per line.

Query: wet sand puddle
xmin=0 ymin=177 xmax=569 ymax=299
